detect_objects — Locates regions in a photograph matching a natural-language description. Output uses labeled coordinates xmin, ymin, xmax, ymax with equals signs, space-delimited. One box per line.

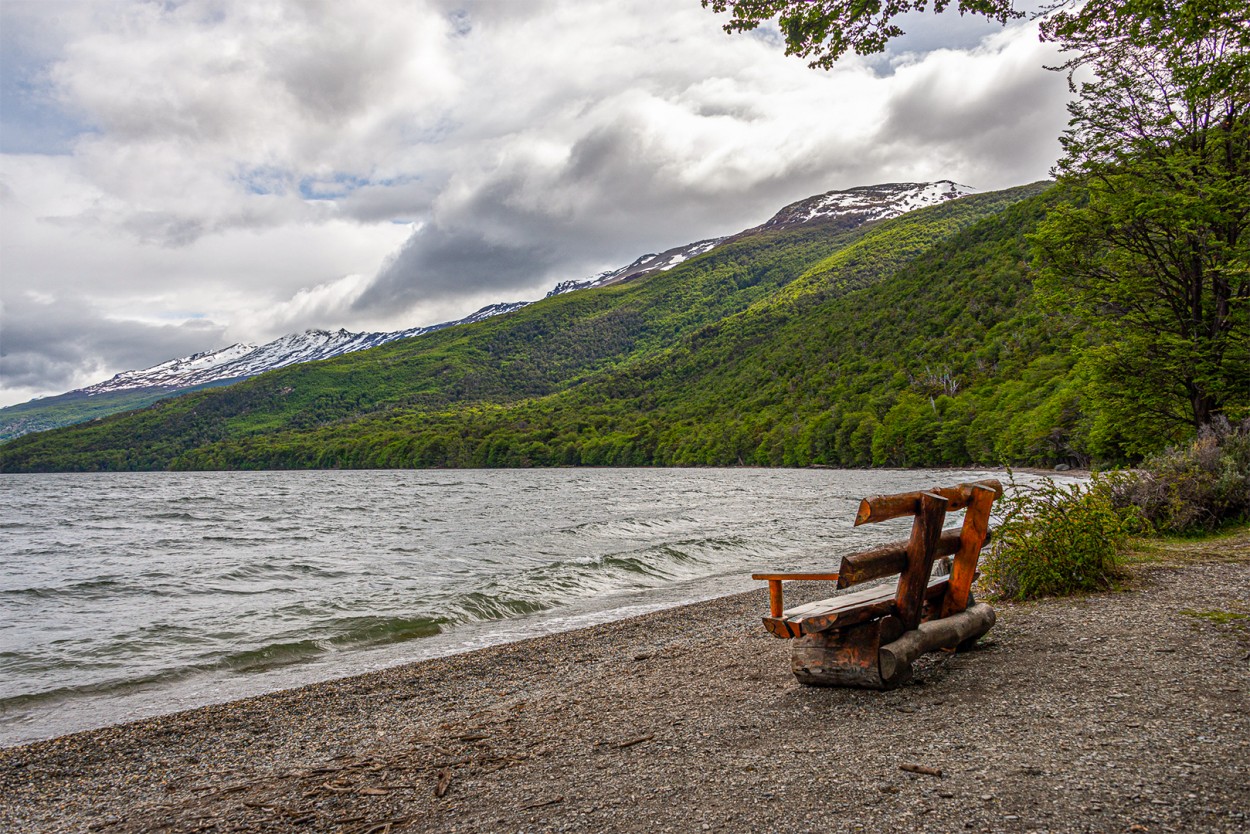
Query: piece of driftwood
xmin=854 ymin=479 xmax=1003 ymax=526
xmin=899 ymin=763 xmax=943 ymax=777
xmin=878 ymin=602 xmax=996 ymax=685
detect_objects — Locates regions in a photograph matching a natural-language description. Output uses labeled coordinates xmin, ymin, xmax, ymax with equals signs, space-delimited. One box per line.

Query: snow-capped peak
xmin=76 ymin=312 xmax=534 ymax=397
xmin=548 ymin=181 xmax=972 ymax=299
xmin=80 ymin=343 xmax=258 ymax=395
xmin=759 ymin=180 xmax=975 ymax=230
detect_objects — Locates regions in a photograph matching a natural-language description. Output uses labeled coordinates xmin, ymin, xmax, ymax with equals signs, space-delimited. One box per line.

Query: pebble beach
xmin=2 ymin=535 xmax=1247 ymax=834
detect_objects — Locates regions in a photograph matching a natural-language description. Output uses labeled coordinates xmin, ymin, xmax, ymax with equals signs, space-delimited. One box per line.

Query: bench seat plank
xmin=763 ymin=575 xmax=950 ymax=638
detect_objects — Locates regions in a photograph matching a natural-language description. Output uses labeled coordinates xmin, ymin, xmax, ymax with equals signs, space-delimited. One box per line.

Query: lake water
xmin=0 ymin=467 xmax=1053 ymax=746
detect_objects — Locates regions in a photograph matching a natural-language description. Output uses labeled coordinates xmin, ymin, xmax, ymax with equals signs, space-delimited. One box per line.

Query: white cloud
xmin=0 ymin=0 xmax=1071 ymax=407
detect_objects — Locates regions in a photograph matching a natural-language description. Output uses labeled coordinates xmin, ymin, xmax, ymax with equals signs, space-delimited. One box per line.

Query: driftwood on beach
xmin=753 ymin=480 xmax=1000 ymax=689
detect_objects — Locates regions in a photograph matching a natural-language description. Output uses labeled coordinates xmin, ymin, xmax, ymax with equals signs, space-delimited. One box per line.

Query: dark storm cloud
xmin=351 ymin=107 xmax=876 ymax=314
xmin=356 ymin=224 xmax=561 ymax=310
xmin=1 ymin=296 xmax=228 ymax=392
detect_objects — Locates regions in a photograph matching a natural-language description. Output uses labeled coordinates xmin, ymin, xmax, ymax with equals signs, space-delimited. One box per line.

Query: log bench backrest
xmin=850 ymin=480 xmax=1000 ymax=630
xmin=753 ymin=479 xmax=1001 ymax=637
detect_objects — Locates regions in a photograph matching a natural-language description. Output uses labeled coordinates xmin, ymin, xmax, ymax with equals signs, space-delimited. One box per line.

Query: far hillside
xmin=0 ymin=182 xmax=1098 ymax=472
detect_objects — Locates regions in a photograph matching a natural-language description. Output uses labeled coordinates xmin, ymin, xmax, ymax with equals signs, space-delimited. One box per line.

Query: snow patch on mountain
xmin=79 ymin=343 xmax=260 ymax=394
xmin=80 ymin=304 xmax=530 ymax=396
xmin=759 ymin=180 xmax=975 ymax=230
xmin=547 ymin=238 xmax=727 ymax=298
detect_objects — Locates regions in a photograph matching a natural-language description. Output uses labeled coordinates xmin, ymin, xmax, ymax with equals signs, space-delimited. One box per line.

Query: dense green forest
xmin=1 ymin=181 xmax=1137 ymax=473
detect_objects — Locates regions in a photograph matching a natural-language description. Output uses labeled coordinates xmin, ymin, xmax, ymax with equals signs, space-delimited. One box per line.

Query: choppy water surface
xmin=1 ymin=467 xmax=1029 ymax=745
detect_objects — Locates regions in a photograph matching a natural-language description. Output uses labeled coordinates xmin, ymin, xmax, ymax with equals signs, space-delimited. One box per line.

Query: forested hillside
xmin=0 ymin=182 xmax=1096 ymax=472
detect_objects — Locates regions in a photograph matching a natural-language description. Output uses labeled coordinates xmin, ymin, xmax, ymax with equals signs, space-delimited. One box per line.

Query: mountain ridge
xmin=80 ymin=302 xmax=532 ymax=397
xmin=1 ymin=179 xmax=976 ymax=445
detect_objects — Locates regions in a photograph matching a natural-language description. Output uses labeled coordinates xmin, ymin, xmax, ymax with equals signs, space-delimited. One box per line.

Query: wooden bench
xmin=753 ymin=479 xmax=1001 ymax=689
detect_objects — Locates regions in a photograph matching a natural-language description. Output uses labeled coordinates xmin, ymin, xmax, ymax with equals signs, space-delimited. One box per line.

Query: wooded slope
xmin=0 ymin=182 xmax=1080 ymax=472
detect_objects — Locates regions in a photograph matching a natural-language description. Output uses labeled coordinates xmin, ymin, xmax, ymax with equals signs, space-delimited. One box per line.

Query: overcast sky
xmin=0 ymin=0 xmax=1071 ymax=407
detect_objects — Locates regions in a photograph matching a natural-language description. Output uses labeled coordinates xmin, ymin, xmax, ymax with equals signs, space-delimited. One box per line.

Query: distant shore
xmin=2 ymin=535 xmax=1247 ymax=834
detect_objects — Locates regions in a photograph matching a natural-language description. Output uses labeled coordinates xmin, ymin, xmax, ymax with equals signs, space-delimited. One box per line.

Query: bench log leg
xmin=791 ymin=615 xmax=905 ymax=689
xmin=878 ymin=602 xmax=996 ymax=686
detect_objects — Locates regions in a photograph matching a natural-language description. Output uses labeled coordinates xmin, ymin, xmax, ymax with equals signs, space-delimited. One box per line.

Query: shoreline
xmin=2 ymin=536 xmax=1248 ymax=833
xmin=0 ymin=582 xmax=748 ymax=750
xmin=4 ymin=467 xmax=1079 ymax=751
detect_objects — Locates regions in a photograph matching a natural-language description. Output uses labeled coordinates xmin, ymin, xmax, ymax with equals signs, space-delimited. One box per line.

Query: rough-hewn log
xmin=854 ymin=479 xmax=1003 ymax=526
xmin=791 ymin=616 xmax=904 ymax=688
xmin=762 ymin=617 xmax=802 ymax=638
xmin=878 ymin=602 xmax=996 ymax=685
xmin=837 ymin=528 xmax=991 ymax=589
xmin=940 ymin=484 xmax=997 ymax=618
xmin=895 ymin=492 xmax=948 ymax=631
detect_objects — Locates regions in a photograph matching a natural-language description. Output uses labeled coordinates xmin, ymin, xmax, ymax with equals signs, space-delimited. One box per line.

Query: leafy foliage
xmin=982 ymin=473 xmax=1139 ymax=600
xmin=701 ymin=0 xmax=1020 ymax=68
xmin=1030 ymin=0 xmax=1250 ymax=452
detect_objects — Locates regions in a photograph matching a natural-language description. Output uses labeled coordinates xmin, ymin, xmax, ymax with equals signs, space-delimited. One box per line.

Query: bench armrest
xmin=751 ymin=573 xmax=841 ymax=618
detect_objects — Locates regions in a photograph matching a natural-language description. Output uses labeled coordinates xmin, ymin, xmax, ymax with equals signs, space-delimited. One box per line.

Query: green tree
xmin=701 ymin=0 xmax=1020 ymax=67
xmin=703 ymin=0 xmax=1250 ymax=457
xmin=1031 ymin=0 xmax=1250 ymax=452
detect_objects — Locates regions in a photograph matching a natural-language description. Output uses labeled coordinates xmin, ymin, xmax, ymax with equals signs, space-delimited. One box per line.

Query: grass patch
xmin=1125 ymin=523 xmax=1250 ymax=566
xmin=1180 ymin=609 xmax=1250 ymax=626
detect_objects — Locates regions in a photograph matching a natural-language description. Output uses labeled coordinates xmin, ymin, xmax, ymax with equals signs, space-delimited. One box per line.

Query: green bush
xmin=982 ymin=474 xmax=1138 ymax=600
xmin=1113 ymin=418 xmax=1250 ymax=535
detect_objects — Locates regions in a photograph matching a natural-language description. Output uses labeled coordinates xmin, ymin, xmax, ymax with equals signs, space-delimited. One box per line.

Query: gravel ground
xmin=2 ymin=533 xmax=1247 ymax=834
